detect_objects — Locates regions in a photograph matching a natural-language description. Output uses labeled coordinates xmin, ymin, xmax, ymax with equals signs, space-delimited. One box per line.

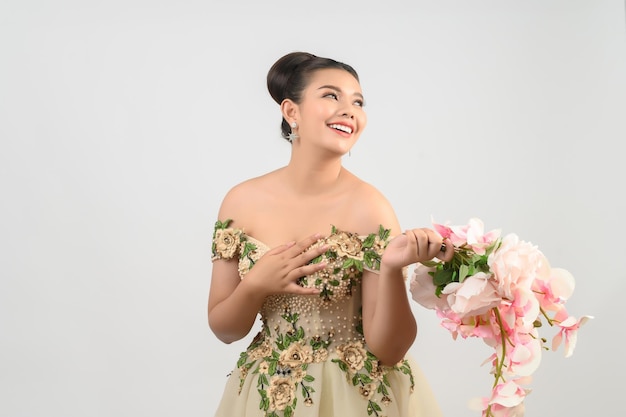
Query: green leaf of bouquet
xmin=435 ymin=285 xmax=444 ymax=297
xmin=459 ymin=264 xmax=469 ymax=282
xmin=433 ymin=269 xmax=454 ymax=286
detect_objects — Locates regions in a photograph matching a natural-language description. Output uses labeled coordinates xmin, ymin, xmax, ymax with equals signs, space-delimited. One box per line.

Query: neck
xmin=283 ymin=148 xmax=345 ymax=196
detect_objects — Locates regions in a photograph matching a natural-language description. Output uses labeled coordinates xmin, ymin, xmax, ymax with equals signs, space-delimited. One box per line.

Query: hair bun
xmin=266 ymin=52 xmax=316 ymax=105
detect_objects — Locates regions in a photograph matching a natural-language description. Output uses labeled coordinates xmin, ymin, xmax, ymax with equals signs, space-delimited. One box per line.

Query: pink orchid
xmin=470 ymin=388 xmax=527 ymax=417
xmin=409 ymin=218 xmax=590 ymax=417
xmin=464 ymin=218 xmax=501 ymax=255
xmin=508 ymin=287 xmax=540 ymax=330
xmin=506 ymin=330 xmax=542 ymax=376
xmin=533 ymin=267 xmax=575 ymax=312
xmin=436 ymin=309 xmax=465 ymax=340
xmin=437 ymin=309 xmax=491 ymax=340
xmin=488 ymin=380 xmax=529 ymax=409
xmin=483 ymin=401 xmax=526 ymax=417
xmin=432 ymin=217 xmax=500 ymax=254
xmin=552 ymin=311 xmax=593 ymax=358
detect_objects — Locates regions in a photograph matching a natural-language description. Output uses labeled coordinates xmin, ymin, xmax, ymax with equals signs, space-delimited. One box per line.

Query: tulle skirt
xmin=214 ymin=354 xmax=443 ymax=417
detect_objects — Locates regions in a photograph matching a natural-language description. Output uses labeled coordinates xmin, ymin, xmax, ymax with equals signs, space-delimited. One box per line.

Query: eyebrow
xmin=317 ymin=84 xmax=364 ymax=100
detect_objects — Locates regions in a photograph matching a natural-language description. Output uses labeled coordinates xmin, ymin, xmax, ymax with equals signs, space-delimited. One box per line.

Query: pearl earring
xmin=288 ymin=121 xmax=299 ymax=143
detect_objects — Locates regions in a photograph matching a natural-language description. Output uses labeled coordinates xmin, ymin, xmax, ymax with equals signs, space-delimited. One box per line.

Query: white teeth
xmin=328 ymin=124 xmax=353 ymax=134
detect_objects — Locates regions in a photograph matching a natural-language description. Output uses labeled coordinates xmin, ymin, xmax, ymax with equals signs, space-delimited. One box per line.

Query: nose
xmin=340 ymin=111 xmax=354 ymax=119
xmin=338 ymin=104 xmax=355 ymax=119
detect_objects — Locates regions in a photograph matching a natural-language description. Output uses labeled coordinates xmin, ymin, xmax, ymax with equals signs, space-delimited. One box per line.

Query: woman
xmin=209 ymin=51 xmax=453 ymax=417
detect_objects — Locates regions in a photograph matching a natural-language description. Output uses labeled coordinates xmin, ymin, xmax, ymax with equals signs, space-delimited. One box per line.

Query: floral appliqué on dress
xmin=212 ymin=219 xmax=415 ymax=417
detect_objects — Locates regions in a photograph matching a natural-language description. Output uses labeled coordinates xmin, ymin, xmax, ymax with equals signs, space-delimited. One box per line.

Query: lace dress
xmin=211 ymin=220 xmax=442 ymax=417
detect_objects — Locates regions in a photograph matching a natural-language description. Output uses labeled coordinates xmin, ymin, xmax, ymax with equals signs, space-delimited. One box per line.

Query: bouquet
xmin=410 ymin=218 xmax=592 ymax=417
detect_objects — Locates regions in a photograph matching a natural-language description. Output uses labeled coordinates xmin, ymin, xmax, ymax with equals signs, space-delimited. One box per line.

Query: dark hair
xmin=267 ymin=51 xmax=360 ymax=141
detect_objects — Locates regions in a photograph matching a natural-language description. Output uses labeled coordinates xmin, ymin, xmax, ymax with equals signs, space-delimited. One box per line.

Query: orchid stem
xmin=493 ymin=307 xmax=507 ymax=387
xmin=540 ymin=307 xmax=556 ymax=326
xmin=484 ymin=307 xmax=508 ymax=417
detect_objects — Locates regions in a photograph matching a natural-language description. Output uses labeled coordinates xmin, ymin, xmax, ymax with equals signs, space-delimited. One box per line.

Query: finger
xmin=286 ymin=233 xmax=324 ymax=257
xmin=428 ymin=240 xmax=440 ymax=255
xmin=287 ymin=283 xmax=320 ymax=295
xmin=419 ymin=228 xmax=442 ymax=257
xmin=412 ymin=229 xmax=429 ymax=258
xmin=290 ymin=261 xmax=328 ymax=282
xmin=404 ymin=229 xmax=419 ymax=253
xmin=299 ymin=243 xmax=329 ymax=265
xmin=266 ymin=240 xmax=297 ymax=255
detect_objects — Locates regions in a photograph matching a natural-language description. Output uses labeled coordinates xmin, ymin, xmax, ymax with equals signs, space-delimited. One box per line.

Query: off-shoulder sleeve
xmin=361 ymin=230 xmax=409 ymax=280
xmin=211 ymin=219 xmax=243 ymax=261
xmin=361 ymin=225 xmax=391 ymax=274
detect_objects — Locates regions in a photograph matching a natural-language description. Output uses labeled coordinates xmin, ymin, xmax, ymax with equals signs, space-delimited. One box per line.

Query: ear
xmin=280 ymin=99 xmax=299 ymax=124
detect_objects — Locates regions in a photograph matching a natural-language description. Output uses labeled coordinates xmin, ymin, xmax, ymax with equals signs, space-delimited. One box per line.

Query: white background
xmin=1 ymin=1 xmax=625 ymax=416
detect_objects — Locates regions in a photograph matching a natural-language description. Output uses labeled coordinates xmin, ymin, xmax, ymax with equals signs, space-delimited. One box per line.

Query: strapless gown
xmin=211 ymin=220 xmax=442 ymax=417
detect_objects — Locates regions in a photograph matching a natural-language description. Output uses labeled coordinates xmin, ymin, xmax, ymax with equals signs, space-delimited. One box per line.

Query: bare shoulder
xmin=342 ymin=170 xmax=401 ymax=236
xmin=216 ymin=170 xmax=281 ymax=229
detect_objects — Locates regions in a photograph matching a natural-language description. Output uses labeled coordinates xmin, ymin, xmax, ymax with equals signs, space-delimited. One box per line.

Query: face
xmin=290 ymin=68 xmax=367 ymax=155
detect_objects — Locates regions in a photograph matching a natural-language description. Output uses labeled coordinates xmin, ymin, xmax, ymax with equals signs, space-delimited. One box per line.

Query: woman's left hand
xmin=381 ymin=228 xmax=454 ymax=270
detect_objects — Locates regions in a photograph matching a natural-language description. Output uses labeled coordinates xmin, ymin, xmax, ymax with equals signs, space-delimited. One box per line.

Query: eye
xmin=354 ymin=99 xmax=365 ymax=107
xmin=323 ymin=92 xmax=338 ymax=100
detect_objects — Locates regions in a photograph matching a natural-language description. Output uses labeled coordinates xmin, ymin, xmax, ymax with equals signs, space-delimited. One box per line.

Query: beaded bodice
xmin=211 ymin=220 xmax=414 ymax=416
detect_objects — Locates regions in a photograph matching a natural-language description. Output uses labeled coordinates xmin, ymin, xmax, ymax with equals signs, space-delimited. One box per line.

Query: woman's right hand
xmin=241 ymin=234 xmax=328 ymax=297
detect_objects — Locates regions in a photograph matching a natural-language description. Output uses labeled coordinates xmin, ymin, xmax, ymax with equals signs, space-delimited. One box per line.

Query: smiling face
xmin=285 ymin=68 xmax=367 ymax=156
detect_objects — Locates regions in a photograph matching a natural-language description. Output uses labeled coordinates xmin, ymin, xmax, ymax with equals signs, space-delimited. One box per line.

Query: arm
xmin=362 ymin=229 xmax=453 ymax=365
xmin=354 ymin=181 xmax=453 ymax=365
xmin=208 ymin=258 xmax=268 ymax=344
xmin=361 ymin=263 xmax=417 ymax=366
